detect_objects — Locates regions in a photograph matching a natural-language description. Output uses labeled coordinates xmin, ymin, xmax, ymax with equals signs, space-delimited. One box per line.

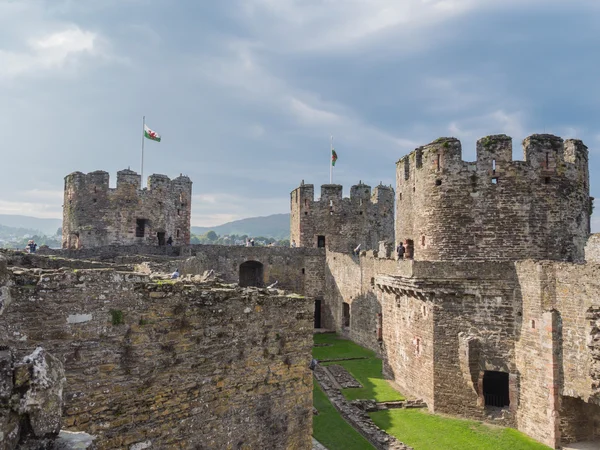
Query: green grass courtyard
xmin=312 ymin=332 xmax=551 ymax=450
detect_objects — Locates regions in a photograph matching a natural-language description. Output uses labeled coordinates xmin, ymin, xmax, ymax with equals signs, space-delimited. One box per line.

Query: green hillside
xmin=192 ymin=213 xmax=290 ymax=240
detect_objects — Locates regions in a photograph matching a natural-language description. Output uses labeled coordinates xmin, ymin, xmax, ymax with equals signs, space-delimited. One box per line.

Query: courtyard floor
xmin=312 ymin=332 xmax=552 ymax=450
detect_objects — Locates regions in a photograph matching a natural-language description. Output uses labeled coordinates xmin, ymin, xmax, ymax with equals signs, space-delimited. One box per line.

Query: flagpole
xmin=330 ymin=135 xmax=333 ymax=184
xmin=141 ymin=116 xmax=145 ymax=188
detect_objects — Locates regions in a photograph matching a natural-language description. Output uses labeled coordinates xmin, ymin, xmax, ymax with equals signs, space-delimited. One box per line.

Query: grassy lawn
xmin=370 ymin=409 xmax=552 ymax=450
xmin=313 ymin=333 xmax=551 ymax=450
xmin=314 ymin=333 xmax=403 ymax=402
xmin=323 ymin=358 xmax=404 ymax=402
xmin=313 ymin=333 xmax=375 ymax=360
xmin=313 ymin=379 xmax=375 ymax=450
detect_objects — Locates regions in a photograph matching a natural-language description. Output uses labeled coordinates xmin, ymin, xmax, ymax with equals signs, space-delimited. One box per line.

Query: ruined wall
xmin=62 ymin=169 xmax=192 ymax=249
xmin=585 ymin=233 xmax=600 ymax=262
xmin=290 ymin=182 xmax=394 ymax=253
xmin=324 ymin=251 xmax=397 ymax=354
xmin=379 ymin=287 xmax=435 ymax=407
xmin=515 ymin=260 xmax=600 ymax=447
xmin=0 ymin=267 xmax=313 ymax=449
xmin=396 ymin=135 xmax=591 ymax=262
xmin=376 ymin=262 xmax=519 ymax=420
xmin=181 ymin=246 xmax=326 ymax=300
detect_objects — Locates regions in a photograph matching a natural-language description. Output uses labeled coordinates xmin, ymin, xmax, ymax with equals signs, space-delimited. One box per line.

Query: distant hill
xmin=0 ymin=214 xmax=62 ymax=236
xmin=192 ymin=213 xmax=290 ymax=240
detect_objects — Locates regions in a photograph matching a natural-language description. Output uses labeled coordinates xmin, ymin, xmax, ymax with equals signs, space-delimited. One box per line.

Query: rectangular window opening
xmin=317 ymin=235 xmax=326 ymax=248
xmin=491 ymin=177 xmax=498 ymax=185
xmin=135 ymin=219 xmax=147 ymax=238
xmin=436 ymin=154 xmax=441 ymax=172
xmin=492 ymin=159 xmax=496 ymax=173
xmin=176 ymin=229 xmax=180 ymax=238
xmin=342 ymin=302 xmax=350 ymax=328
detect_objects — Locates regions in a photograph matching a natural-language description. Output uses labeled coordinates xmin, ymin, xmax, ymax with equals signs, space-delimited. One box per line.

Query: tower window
xmin=176 ymin=229 xmax=180 ymax=238
xmin=135 ymin=219 xmax=147 ymax=237
xmin=435 ymin=179 xmax=442 ymax=186
xmin=491 ymin=177 xmax=498 ymax=184
xmin=436 ymin=154 xmax=441 ymax=172
xmin=492 ymin=159 xmax=496 ymax=173
xmin=317 ymin=235 xmax=326 ymax=248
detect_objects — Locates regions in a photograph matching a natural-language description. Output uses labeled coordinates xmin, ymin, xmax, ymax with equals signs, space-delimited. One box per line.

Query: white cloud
xmin=288 ymin=97 xmax=342 ymax=125
xmin=0 ymin=26 xmax=101 ymax=77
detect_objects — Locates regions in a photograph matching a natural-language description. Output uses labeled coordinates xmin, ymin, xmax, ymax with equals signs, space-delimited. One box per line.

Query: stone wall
xmin=62 ymin=169 xmax=192 ymax=249
xmin=515 ymin=260 xmax=600 ymax=447
xmin=0 ymin=264 xmax=313 ymax=449
xmin=324 ymin=251 xmax=397 ymax=354
xmin=290 ymin=182 xmax=394 ymax=253
xmin=181 ymin=245 xmax=326 ymax=299
xmin=372 ymin=259 xmax=600 ymax=448
xmin=396 ymin=135 xmax=591 ymax=262
xmin=376 ymin=262 xmax=519 ymax=421
xmin=585 ymin=233 xmax=600 ymax=262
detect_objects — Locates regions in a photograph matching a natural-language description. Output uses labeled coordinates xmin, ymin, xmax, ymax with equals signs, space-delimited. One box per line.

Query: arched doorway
xmin=239 ymin=261 xmax=264 ymax=287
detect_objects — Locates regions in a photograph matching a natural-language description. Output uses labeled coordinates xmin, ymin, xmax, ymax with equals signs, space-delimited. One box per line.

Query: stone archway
xmin=239 ymin=261 xmax=264 ymax=287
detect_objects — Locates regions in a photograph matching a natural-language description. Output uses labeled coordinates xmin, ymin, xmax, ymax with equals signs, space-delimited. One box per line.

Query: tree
xmin=205 ymin=230 xmax=218 ymax=241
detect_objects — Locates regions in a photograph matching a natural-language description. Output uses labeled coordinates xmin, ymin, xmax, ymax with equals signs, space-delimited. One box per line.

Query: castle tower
xmin=395 ymin=134 xmax=591 ymax=261
xmin=290 ymin=180 xmax=394 ymax=253
xmin=62 ymin=169 xmax=193 ymax=249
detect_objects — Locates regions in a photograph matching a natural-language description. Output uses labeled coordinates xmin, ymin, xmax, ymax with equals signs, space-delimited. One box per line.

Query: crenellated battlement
xmin=65 ymin=169 xmax=193 ymax=194
xmin=63 ymin=169 xmax=193 ymax=249
xmin=290 ymin=180 xmax=395 ymax=252
xmin=396 ymin=134 xmax=591 ymax=262
xmin=291 ymin=182 xmax=394 ymax=207
xmin=396 ymin=134 xmax=589 ymax=187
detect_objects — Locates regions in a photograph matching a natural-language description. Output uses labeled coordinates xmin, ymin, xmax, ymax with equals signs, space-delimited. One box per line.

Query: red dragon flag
xmin=144 ymin=124 xmax=161 ymax=142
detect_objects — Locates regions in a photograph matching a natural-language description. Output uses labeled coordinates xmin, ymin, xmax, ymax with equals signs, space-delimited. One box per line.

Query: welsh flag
xmin=144 ymin=124 xmax=161 ymax=142
xmin=332 ymin=149 xmax=338 ymax=166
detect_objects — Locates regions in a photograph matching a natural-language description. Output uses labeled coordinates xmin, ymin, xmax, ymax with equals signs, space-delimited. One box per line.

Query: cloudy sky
xmin=1 ymin=0 xmax=599 ymax=229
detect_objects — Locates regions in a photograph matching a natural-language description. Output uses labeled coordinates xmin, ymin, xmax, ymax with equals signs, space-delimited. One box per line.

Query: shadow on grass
xmin=313 ymin=333 xmax=375 ymax=360
xmin=313 ymin=379 xmax=375 ymax=450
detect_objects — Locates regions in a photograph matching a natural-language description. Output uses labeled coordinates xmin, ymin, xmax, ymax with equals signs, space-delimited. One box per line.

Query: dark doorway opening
xmin=405 ymin=239 xmax=414 ymax=259
xmin=136 ymin=219 xmax=148 ymax=238
xmin=342 ymin=302 xmax=350 ymax=328
xmin=317 ymin=235 xmax=326 ymax=248
xmin=483 ymin=371 xmax=510 ymax=407
xmin=314 ymin=299 xmax=322 ymax=328
xmin=239 ymin=261 xmax=264 ymax=287
xmin=157 ymin=232 xmax=165 ymax=246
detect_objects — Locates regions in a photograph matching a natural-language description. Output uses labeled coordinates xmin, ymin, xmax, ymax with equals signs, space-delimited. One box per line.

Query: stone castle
xmin=1 ymin=133 xmax=599 ymax=449
xmin=62 ymin=169 xmax=192 ymax=249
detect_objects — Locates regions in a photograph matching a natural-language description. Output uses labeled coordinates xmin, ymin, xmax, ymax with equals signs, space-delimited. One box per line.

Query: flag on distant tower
xmin=331 ymin=149 xmax=338 ymax=166
xmin=144 ymin=124 xmax=161 ymax=142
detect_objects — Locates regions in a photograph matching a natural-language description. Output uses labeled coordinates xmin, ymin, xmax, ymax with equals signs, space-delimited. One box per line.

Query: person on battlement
xmin=396 ymin=242 xmax=405 ymax=260
xmin=26 ymin=240 xmax=37 ymax=254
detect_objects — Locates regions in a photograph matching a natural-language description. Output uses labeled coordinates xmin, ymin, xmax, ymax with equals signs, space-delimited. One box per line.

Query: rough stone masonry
xmin=0 ymin=254 xmax=313 ymax=449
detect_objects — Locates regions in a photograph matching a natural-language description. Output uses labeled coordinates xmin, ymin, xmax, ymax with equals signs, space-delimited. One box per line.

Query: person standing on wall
xmin=396 ymin=241 xmax=405 ymax=260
